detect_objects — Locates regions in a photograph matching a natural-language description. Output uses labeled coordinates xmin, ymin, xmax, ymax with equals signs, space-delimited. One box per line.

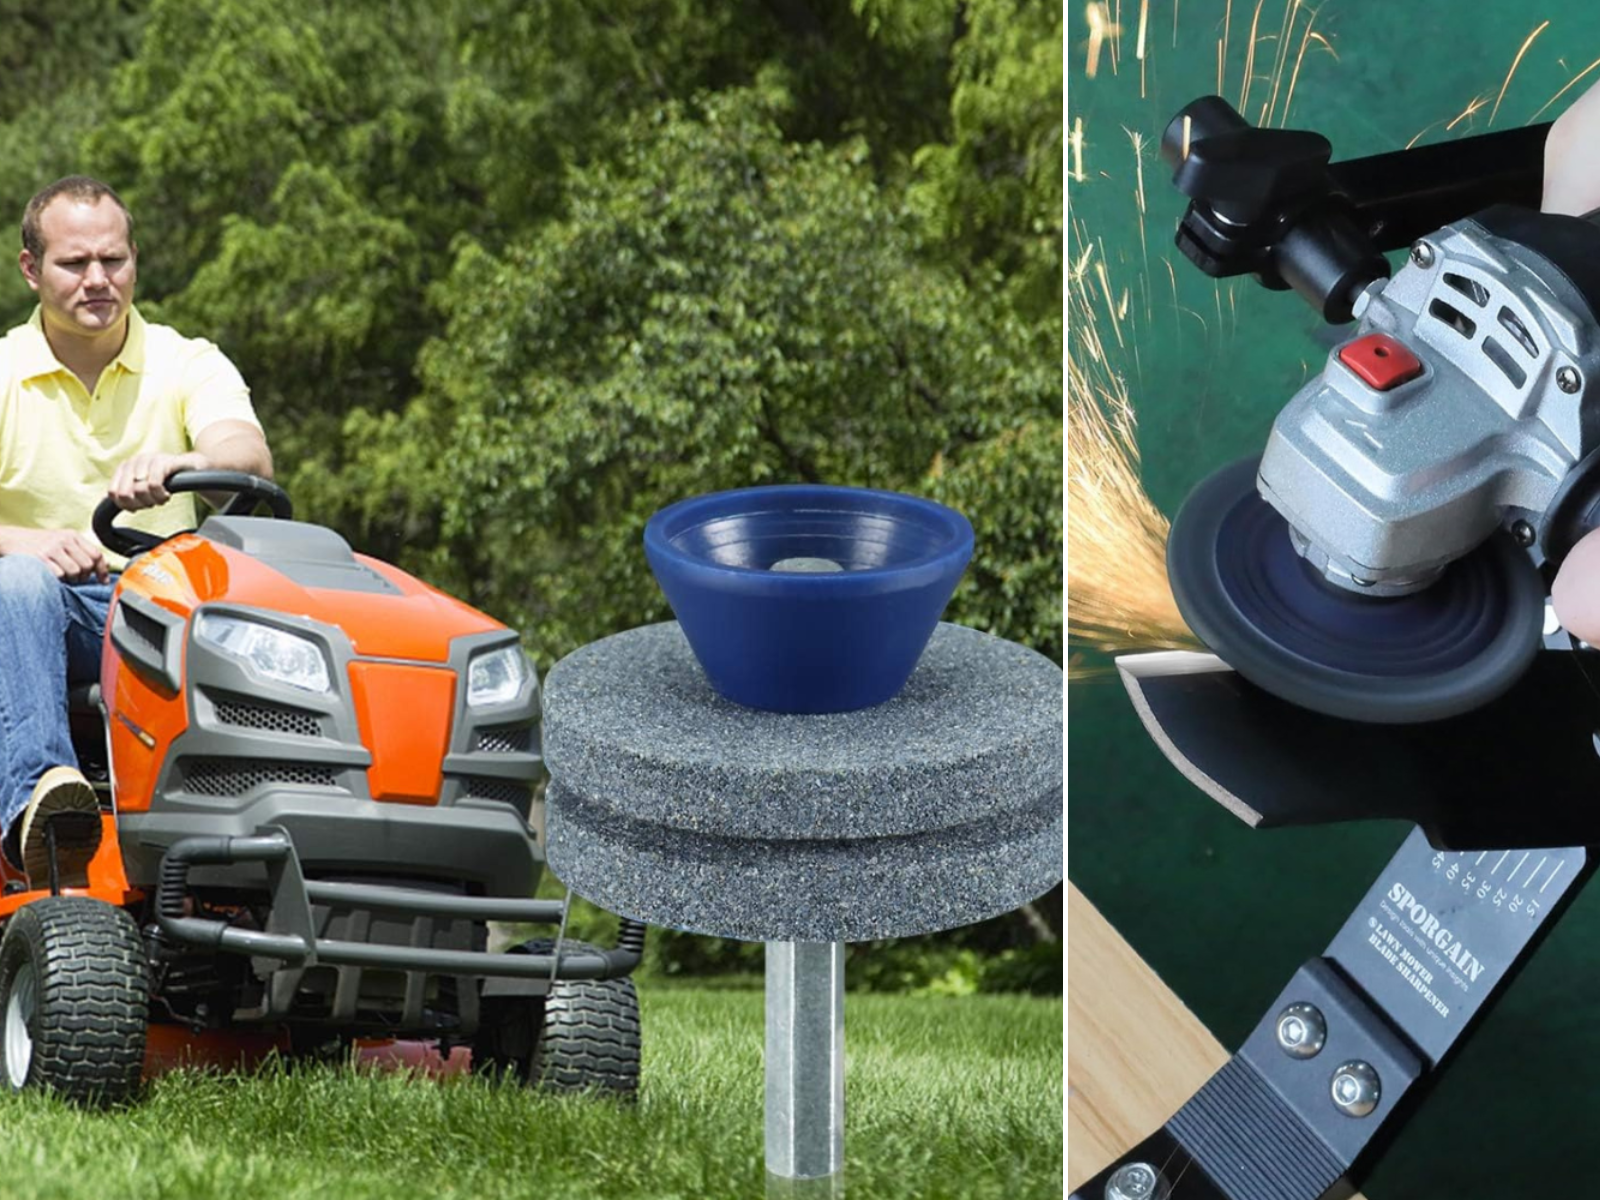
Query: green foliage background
xmin=0 ymin=1 xmax=1063 ymax=978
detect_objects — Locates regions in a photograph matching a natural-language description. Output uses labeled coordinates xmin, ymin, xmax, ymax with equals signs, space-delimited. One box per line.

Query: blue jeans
xmin=0 ymin=556 xmax=115 ymax=839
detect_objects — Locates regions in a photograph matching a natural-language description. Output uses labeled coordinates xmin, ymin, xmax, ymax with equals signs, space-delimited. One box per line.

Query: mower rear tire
xmin=0 ymin=897 xmax=149 ymax=1106
xmin=473 ymin=939 xmax=640 ymax=1099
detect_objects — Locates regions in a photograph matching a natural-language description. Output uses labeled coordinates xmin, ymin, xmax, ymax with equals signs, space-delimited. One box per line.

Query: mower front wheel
xmin=0 ymin=897 xmax=149 ymax=1106
xmin=473 ymin=939 xmax=640 ymax=1099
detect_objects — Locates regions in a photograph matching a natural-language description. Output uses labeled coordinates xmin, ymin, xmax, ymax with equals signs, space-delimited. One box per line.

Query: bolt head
xmin=1276 ymin=1002 xmax=1328 ymax=1059
xmin=1106 ymin=1162 xmax=1168 ymax=1200
xmin=1330 ymin=1060 xmax=1381 ymax=1117
xmin=1558 ymin=366 xmax=1582 ymax=394
xmin=1512 ymin=519 xmax=1536 ymax=548
xmin=1350 ymin=279 xmax=1386 ymax=321
xmin=1410 ymin=241 xmax=1435 ymax=268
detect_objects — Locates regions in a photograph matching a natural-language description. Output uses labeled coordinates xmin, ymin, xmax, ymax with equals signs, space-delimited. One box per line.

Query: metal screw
xmin=1275 ymin=1002 xmax=1327 ymax=1059
xmin=1330 ymin=1060 xmax=1381 ymax=1117
xmin=1512 ymin=519 xmax=1536 ymax=548
xmin=1558 ymin=366 xmax=1582 ymax=394
xmin=1410 ymin=241 xmax=1435 ymax=268
xmin=1106 ymin=1162 xmax=1169 ymax=1200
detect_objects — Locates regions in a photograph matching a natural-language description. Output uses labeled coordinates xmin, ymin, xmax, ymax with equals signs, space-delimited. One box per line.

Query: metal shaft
xmin=765 ymin=941 xmax=844 ymax=1193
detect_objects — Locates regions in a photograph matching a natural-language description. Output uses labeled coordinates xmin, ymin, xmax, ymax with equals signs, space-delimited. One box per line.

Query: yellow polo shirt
xmin=0 ymin=306 xmax=262 ymax=564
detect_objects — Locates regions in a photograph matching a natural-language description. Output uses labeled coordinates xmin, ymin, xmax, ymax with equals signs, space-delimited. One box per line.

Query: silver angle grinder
xmin=1161 ymin=96 xmax=1600 ymax=723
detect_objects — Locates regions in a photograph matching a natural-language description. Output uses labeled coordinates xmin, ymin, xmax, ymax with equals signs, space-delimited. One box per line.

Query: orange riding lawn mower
xmin=0 ymin=472 xmax=644 ymax=1105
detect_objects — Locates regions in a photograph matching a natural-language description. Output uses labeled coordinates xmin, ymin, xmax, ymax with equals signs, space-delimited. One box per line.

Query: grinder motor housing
xmin=1263 ymin=207 xmax=1600 ymax=596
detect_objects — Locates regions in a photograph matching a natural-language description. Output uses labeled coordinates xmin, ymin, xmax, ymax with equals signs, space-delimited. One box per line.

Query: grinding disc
xmin=1166 ymin=456 xmax=1545 ymax=723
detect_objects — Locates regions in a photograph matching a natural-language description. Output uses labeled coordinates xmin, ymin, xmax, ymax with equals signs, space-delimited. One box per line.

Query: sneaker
xmin=19 ymin=767 xmax=102 ymax=889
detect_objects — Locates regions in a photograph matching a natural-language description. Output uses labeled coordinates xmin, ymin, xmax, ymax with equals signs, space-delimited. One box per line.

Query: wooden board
xmin=1067 ymin=883 xmax=1370 ymax=1198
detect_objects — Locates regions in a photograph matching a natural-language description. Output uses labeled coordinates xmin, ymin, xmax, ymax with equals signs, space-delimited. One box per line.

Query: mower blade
xmin=1116 ymin=646 xmax=1600 ymax=850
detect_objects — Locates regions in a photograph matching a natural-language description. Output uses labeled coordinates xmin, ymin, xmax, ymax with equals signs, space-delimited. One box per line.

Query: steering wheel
xmin=92 ymin=470 xmax=293 ymax=559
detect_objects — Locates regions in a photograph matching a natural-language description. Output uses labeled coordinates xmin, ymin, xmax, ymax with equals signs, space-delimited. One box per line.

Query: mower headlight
xmin=195 ymin=613 xmax=332 ymax=694
xmin=468 ymin=644 xmax=530 ymax=708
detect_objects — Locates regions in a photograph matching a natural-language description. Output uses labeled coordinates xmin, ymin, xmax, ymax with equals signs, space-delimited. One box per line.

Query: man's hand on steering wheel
xmin=108 ymin=450 xmax=212 ymax=511
xmin=93 ymin=470 xmax=293 ymax=560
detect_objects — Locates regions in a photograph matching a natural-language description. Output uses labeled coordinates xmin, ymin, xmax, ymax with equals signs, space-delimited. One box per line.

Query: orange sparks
xmin=1182 ymin=114 xmax=1192 ymax=159
xmin=1095 ymin=259 xmax=1125 ymax=348
xmin=1067 ymin=281 xmax=1198 ymax=667
xmin=1086 ymin=3 xmax=1121 ymax=79
xmin=1530 ymin=54 xmax=1600 ymax=123
xmin=1222 ymin=0 xmax=1234 ymax=91
xmin=1137 ymin=0 xmax=1149 ymax=96
xmin=1446 ymin=95 xmax=1489 ymax=132
xmin=1412 ymin=93 xmax=1484 ymax=147
xmin=1132 ymin=133 xmax=1145 ymax=211
xmin=1069 ymin=229 xmax=1106 ymax=363
xmin=1280 ymin=16 xmax=1334 ymax=127
xmin=1127 ymin=127 xmax=1151 ymax=286
xmin=1239 ymin=0 xmax=1267 ymax=117
xmin=1128 ymin=129 xmax=1148 ymax=214
xmin=1405 ymin=121 xmax=1441 ymax=150
xmin=1491 ymin=20 xmax=1551 ymax=126
xmin=1071 ymin=117 xmax=1086 ymax=182
xmin=1262 ymin=0 xmax=1302 ymax=129
xmin=1072 ymin=241 xmax=1095 ymax=281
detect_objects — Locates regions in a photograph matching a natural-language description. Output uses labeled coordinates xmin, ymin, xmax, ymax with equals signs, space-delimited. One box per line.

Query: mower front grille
xmin=475 ymin=725 xmax=533 ymax=754
xmin=214 ymin=699 xmax=322 ymax=739
xmin=462 ymin=776 xmax=531 ymax=808
xmin=183 ymin=758 xmax=339 ymax=797
xmin=121 ymin=603 xmax=168 ymax=659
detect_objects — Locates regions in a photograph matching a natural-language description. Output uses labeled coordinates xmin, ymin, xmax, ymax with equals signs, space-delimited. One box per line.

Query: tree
xmin=314 ymin=89 xmax=1061 ymax=664
xmin=83 ymin=0 xmax=968 ymax=496
xmin=905 ymin=0 xmax=1064 ymax=325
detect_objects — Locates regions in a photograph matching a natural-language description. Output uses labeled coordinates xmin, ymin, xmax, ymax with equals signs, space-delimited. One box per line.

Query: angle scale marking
xmin=1524 ymin=856 xmax=1548 ymax=889
xmin=1431 ymin=848 xmax=1567 ymax=921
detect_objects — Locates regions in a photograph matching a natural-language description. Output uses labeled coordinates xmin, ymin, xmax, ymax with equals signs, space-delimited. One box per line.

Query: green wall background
xmin=1068 ymin=2 xmax=1600 ymax=1195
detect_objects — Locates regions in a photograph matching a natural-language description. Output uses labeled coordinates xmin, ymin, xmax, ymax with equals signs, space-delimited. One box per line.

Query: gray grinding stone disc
xmin=546 ymin=779 xmax=1061 ymax=942
xmin=542 ymin=621 xmax=1063 ymax=941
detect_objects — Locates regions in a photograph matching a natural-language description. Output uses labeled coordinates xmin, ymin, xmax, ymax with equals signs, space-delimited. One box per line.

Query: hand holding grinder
xmin=1162 ymin=97 xmax=1600 ymax=722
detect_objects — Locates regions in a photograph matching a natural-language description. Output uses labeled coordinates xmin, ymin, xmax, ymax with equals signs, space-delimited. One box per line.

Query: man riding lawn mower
xmin=0 ymin=472 xmax=645 ymax=1105
xmin=0 ymin=177 xmax=641 ymax=1106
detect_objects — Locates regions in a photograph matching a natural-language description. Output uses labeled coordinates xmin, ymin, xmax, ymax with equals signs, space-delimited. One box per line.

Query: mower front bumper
xmin=118 ymin=791 xmax=542 ymax=897
xmin=154 ymin=828 xmax=643 ymax=983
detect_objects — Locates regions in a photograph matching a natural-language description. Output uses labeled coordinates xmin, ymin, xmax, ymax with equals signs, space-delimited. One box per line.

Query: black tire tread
xmin=533 ymin=974 xmax=641 ymax=1095
xmin=473 ymin=938 xmax=641 ymax=1098
xmin=0 ymin=897 xmax=148 ymax=1106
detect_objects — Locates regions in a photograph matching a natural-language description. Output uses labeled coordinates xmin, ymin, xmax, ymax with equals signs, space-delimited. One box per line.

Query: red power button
xmin=1338 ymin=333 xmax=1424 ymax=391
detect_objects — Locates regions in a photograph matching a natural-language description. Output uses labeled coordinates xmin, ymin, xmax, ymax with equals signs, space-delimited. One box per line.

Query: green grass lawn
xmin=0 ymin=989 xmax=1061 ymax=1200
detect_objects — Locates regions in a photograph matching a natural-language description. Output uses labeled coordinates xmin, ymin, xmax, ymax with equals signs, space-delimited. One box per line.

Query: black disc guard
xmin=1166 ymin=457 xmax=1545 ymax=723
